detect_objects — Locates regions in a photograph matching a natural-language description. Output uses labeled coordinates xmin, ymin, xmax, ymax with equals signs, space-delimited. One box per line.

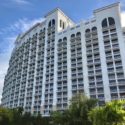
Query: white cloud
xmin=11 ymin=0 xmax=31 ymax=5
xmin=121 ymin=11 xmax=125 ymax=27
xmin=0 ymin=18 xmax=44 ymax=36
xmin=0 ymin=17 xmax=44 ymax=103
xmin=11 ymin=18 xmax=44 ymax=33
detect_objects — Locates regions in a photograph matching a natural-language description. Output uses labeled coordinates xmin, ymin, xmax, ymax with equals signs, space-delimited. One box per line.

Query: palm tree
xmin=69 ymin=93 xmax=97 ymax=125
xmin=89 ymin=100 xmax=125 ymax=125
xmin=88 ymin=106 xmax=105 ymax=125
xmin=51 ymin=93 xmax=97 ymax=125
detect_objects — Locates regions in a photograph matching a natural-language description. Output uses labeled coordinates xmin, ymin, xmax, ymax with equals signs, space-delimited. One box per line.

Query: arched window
xmin=71 ymin=34 xmax=75 ymax=41
xmin=92 ymin=27 xmax=97 ymax=32
xmin=102 ymin=18 xmax=107 ymax=28
xmin=85 ymin=29 xmax=90 ymax=33
xmin=76 ymin=32 xmax=81 ymax=37
xmin=60 ymin=20 xmax=62 ymax=28
xmin=58 ymin=39 xmax=62 ymax=43
xmin=52 ymin=19 xmax=55 ymax=25
xmin=40 ymin=29 xmax=42 ymax=33
xmin=43 ymin=28 xmax=45 ymax=31
xmin=48 ymin=21 xmax=51 ymax=27
xmin=63 ymin=22 xmax=65 ymax=29
xmin=108 ymin=17 xmax=115 ymax=26
xmin=71 ymin=34 xmax=75 ymax=38
xmin=63 ymin=37 xmax=67 ymax=41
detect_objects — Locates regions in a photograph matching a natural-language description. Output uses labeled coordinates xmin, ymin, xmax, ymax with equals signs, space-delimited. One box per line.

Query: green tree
xmin=11 ymin=107 xmax=24 ymax=125
xmin=68 ymin=93 xmax=97 ymax=125
xmin=88 ymin=106 xmax=105 ymax=125
xmin=51 ymin=111 xmax=64 ymax=125
xmin=20 ymin=112 xmax=33 ymax=125
xmin=0 ymin=107 xmax=13 ymax=125
xmin=51 ymin=93 xmax=97 ymax=125
xmin=0 ymin=106 xmax=50 ymax=125
xmin=89 ymin=100 xmax=125 ymax=125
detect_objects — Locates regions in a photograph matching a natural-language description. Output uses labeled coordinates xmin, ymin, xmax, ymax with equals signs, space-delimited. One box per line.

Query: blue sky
xmin=0 ymin=0 xmax=125 ymax=102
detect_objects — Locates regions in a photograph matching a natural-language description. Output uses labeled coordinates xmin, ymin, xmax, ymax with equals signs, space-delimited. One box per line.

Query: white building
xmin=1 ymin=2 xmax=125 ymax=116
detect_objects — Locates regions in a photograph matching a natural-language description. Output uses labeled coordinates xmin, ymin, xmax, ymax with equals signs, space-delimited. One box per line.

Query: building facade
xmin=1 ymin=2 xmax=125 ymax=116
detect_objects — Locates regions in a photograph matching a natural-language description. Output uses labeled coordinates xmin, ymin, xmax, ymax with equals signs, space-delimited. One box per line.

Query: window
xmin=43 ymin=28 xmax=46 ymax=31
xmin=85 ymin=29 xmax=90 ymax=34
xmin=48 ymin=21 xmax=51 ymax=27
xmin=102 ymin=18 xmax=107 ymax=28
xmin=76 ymin=32 xmax=81 ymax=37
xmin=52 ymin=19 xmax=55 ymax=25
xmin=102 ymin=17 xmax=115 ymax=28
xmin=71 ymin=34 xmax=75 ymax=38
xmin=108 ymin=17 xmax=115 ymax=26
xmin=63 ymin=22 xmax=65 ymax=29
xmin=92 ymin=27 xmax=97 ymax=32
xmin=60 ymin=20 xmax=62 ymax=28
xmin=63 ymin=37 xmax=67 ymax=41
xmin=58 ymin=39 xmax=62 ymax=43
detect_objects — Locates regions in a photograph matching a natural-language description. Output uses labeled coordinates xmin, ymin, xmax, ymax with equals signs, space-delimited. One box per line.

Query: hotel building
xmin=1 ymin=2 xmax=125 ymax=116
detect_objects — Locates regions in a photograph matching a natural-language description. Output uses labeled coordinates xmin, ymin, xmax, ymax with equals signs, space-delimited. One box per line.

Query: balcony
xmin=111 ymin=35 xmax=118 ymax=40
xmin=119 ymin=89 xmax=125 ymax=93
xmin=110 ymin=90 xmax=118 ymax=93
xmin=103 ymin=35 xmax=110 ymax=41
xmin=97 ymin=90 xmax=104 ymax=94
xmin=90 ymin=91 xmax=96 ymax=95
xmin=86 ymin=38 xmax=92 ymax=44
xmin=89 ymin=84 xmax=95 ymax=88
xmin=98 ymin=97 xmax=105 ymax=101
xmin=57 ymin=88 xmax=67 ymax=92
xmin=111 ymin=96 xmax=118 ymax=100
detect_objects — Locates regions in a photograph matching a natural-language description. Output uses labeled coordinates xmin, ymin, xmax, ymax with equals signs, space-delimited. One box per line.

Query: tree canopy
xmin=89 ymin=100 xmax=125 ymax=125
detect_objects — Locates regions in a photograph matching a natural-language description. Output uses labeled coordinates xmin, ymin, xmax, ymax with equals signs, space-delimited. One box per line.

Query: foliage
xmin=51 ymin=93 xmax=97 ymax=125
xmin=89 ymin=100 xmax=125 ymax=125
xmin=0 ymin=96 xmax=125 ymax=125
xmin=51 ymin=111 xmax=64 ymax=125
xmin=0 ymin=107 xmax=50 ymax=125
xmin=0 ymin=107 xmax=13 ymax=125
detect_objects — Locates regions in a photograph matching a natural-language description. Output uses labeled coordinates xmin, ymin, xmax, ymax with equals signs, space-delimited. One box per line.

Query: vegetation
xmin=0 ymin=94 xmax=125 ymax=125
xmin=0 ymin=107 xmax=50 ymax=125
xmin=51 ymin=93 xmax=97 ymax=125
xmin=89 ymin=100 xmax=125 ymax=125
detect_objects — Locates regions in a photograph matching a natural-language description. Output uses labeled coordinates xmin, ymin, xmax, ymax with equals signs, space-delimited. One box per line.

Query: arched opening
xmin=60 ymin=20 xmax=62 ymax=28
xmin=63 ymin=37 xmax=67 ymax=41
xmin=76 ymin=32 xmax=81 ymax=37
xmin=108 ymin=17 xmax=115 ymax=26
xmin=102 ymin=18 xmax=107 ymax=28
xmin=52 ymin=19 xmax=55 ymax=25
xmin=63 ymin=22 xmax=65 ymax=29
xmin=85 ymin=29 xmax=90 ymax=34
xmin=40 ymin=29 xmax=42 ymax=33
xmin=58 ymin=39 xmax=62 ymax=43
xmin=71 ymin=34 xmax=75 ymax=38
xmin=48 ymin=21 xmax=51 ymax=27
xmin=70 ymin=34 xmax=75 ymax=41
xmin=43 ymin=28 xmax=45 ymax=31
xmin=92 ymin=27 xmax=97 ymax=32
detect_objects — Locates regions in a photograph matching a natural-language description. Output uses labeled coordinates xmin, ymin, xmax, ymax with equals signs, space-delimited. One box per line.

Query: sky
xmin=0 ymin=0 xmax=125 ymax=103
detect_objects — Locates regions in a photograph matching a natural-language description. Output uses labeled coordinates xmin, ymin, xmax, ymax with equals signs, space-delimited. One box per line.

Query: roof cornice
xmin=94 ymin=2 xmax=120 ymax=13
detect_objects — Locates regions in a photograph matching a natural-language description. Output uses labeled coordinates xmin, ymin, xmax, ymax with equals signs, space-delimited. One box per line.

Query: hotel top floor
xmin=14 ymin=2 xmax=124 ymax=49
